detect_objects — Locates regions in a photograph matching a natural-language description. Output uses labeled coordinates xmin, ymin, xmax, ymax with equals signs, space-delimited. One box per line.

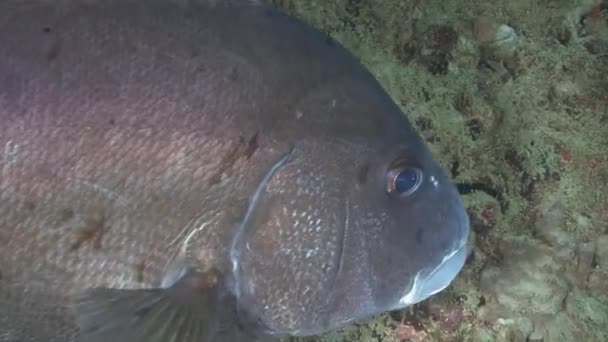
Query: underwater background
xmin=272 ymin=0 xmax=608 ymax=341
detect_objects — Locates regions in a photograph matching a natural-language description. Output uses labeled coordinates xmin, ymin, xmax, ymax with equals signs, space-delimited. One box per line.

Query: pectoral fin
xmin=75 ymin=269 xmax=222 ymax=342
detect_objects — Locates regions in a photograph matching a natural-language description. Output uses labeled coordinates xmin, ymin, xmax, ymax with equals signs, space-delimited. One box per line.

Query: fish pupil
xmin=395 ymin=168 xmax=421 ymax=195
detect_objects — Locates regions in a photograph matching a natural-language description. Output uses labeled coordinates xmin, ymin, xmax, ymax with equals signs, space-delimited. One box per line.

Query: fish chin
xmin=397 ymin=243 xmax=467 ymax=307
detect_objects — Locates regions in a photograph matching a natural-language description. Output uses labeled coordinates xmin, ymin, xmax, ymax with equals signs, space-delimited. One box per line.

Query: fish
xmin=0 ymin=0 xmax=470 ymax=341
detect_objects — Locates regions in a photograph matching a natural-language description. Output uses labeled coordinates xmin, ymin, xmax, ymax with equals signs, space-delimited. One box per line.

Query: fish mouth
xmin=417 ymin=243 xmax=467 ymax=298
xmin=398 ymin=242 xmax=467 ymax=306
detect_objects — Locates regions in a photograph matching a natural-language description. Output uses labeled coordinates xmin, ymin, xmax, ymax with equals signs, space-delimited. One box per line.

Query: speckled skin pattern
xmin=0 ymin=0 xmax=468 ymax=340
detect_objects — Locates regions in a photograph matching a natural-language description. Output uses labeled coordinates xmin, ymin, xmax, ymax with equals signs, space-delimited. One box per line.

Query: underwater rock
xmin=558 ymin=2 xmax=608 ymax=55
xmin=547 ymin=66 xmax=584 ymax=104
xmin=491 ymin=24 xmax=519 ymax=60
xmin=581 ymin=3 xmax=608 ymax=54
xmin=395 ymin=24 xmax=459 ymax=75
xmin=554 ymin=289 xmax=608 ymax=341
xmin=594 ymin=234 xmax=608 ymax=268
xmin=473 ymin=16 xmax=519 ymax=61
xmin=528 ymin=324 xmax=545 ymax=342
xmin=418 ymin=25 xmax=459 ymax=75
xmin=587 ymin=234 xmax=608 ymax=296
xmin=533 ymin=201 xmax=576 ymax=253
xmin=495 ymin=323 xmax=527 ymax=342
xmin=479 ymin=236 xmax=569 ymax=318
xmin=588 ymin=269 xmax=608 ymax=298
xmin=471 ymin=315 xmax=532 ymax=342
xmin=473 ymin=16 xmax=499 ymax=45
xmin=576 ymin=241 xmax=596 ymax=286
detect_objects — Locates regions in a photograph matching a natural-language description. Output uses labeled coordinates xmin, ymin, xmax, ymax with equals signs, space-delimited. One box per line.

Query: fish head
xmin=343 ymin=140 xmax=471 ymax=312
xmin=233 ymin=131 xmax=469 ymax=337
xmin=228 ymin=7 xmax=469 ymax=336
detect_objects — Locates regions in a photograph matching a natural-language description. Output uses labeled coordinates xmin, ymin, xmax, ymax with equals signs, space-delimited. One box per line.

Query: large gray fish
xmin=0 ymin=0 xmax=470 ymax=341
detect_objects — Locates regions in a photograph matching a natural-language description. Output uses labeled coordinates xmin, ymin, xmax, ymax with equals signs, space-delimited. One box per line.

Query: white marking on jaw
xmin=429 ymin=175 xmax=439 ymax=188
xmin=397 ymin=245 xmax=464 ymax=308
xmin=441 ymin=245 xmax=462 ymax=264
xmin=419 ymin=246 xmax=462 ymax=295
xmin=397 ymin=273 xmax=421 ymax=307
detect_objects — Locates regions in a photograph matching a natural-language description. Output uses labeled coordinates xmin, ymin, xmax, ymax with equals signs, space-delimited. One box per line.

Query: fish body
xmin=0 ymin=0 xmax=470 ymax=341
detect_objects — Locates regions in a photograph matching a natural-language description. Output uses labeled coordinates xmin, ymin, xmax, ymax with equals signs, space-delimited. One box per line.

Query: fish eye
xmin=386 ymin=166 xmax=423 ymax=196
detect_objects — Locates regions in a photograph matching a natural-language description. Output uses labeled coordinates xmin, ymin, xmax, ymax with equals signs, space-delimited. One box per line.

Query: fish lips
xmin=397 ymin=240 xmax=468 ymax=307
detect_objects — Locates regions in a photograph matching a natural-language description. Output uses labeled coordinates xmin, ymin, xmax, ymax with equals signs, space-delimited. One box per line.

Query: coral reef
xmin=273 ymin=0 xmax=608 ymax=341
